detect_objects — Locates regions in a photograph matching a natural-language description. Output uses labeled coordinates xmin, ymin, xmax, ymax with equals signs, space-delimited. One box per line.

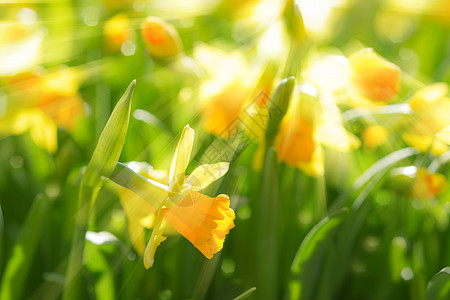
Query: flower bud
xmin=141 ymin=17 xmax=183 ymax=58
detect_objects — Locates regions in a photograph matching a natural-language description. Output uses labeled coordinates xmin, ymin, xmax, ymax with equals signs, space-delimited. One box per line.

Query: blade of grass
xmin=86 ymin=243 xmax=115 ymax=300
xmin=426 ymin=267 xmax=450 ymax=300
xmin=256 ymin=147 xmax=280 ymax=300
xmin=330 ymin=147 xmax=418 ymax=212
xmin=289 ymin=208 xmax=348 ymax=300
xmin=232 ymin=287 xmax=257 ymax=300
xmin=0 ymin=194 xmax=50 ymax=300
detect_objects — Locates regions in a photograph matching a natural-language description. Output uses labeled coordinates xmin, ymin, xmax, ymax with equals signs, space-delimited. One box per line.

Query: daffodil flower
xmin=0 ymin=67 xmax=84 ymax=153
xmin=361 ymin=125 xmax=389 ymax=150
xmin=389 ymin=166 xmax=447 ymax=199
xmin=194 ymin=44 xmax=256 ymax=137
xmin=349 ymin=48 xmax=401 ymax=103
xmin=117 ymin=125 xmax=234 ymax=268
xmin=275 ymin=83 xmax=359 ymax=176
xmin=103 ymin=14 xmax=134 ymax=54
xmin=403 ymin=83 xmax=450 ymax=155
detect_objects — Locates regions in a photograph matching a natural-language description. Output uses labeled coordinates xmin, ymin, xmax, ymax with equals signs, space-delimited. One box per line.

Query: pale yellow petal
xmin=15 ymin=110 xmax=58 ymax=153
xmin=318 ymin=124 xmax=361 ymax=152
xmin=119 ymin=188 xmax=155 ymax=255
xmin=298 ymin=145 xmax=325 ymax=177
xmin=436 ymin=126 xmax=450 ymax=145
xmin=169 ymin=125 xmax=194 ymax=193
xmin=402 ymin=132 xmax=448 ymax=155
xmin=185 ymin=162 xmax=229 ymax=191
xmin=143 ymin=233 xmax=166 ymax=269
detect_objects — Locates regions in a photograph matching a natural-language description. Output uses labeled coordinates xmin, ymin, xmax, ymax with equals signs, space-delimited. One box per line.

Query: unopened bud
xmin=141 ymin=17 xmax=183 ymax=59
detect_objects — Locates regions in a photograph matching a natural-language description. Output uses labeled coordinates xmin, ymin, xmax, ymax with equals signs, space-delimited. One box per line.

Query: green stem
xmin=63 ymin=184 xmax=101 ymax=300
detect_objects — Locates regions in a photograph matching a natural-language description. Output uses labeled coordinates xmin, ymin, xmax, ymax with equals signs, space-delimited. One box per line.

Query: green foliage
xmin=2 ymin=1 xmax=450 ymax=299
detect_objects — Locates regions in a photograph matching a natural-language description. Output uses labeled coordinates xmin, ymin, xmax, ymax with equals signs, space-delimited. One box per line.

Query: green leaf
xmin=83 ymin=80 xmax=136 ymax=189
xmin=289 ymin=208 xmax=348 ymax=300
xmin=232 ymin=287 xmax=257 ymax=300
xmin=86 ymin=243 xmax=115 ymax=300
xmin=0 ymin=194 xmax=50 ymax=300
xmin=426 ymin=267 xmax=450 ymax=300
xmin=256 ymin=147 xmax=280 ymax=300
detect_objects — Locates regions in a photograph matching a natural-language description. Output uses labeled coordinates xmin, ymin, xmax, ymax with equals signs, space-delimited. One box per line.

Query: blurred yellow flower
xmin=118 ymin=125 xmax=234 ymax=268
xmin=403 ymin=83 xmax=450 ymax=155
xmin=349 ymin=48 xmax=401 ymax=102
xmin=389 ymin=166 xmax=447 ymax=199
xmin=412 ymin=168 xmax=447 ymax=199
xmin=141 ymin=17 xmax=183 ymax=59
xmin=426 ymin=0 xmax=450 ymax=26
xmin=0 ymin=22 xmax=45 ymax=76
xmin=0 ymin=109 xmax=57 ymax=153
xmin=103 ymin=14 xmax=134 ymax=53
xmin=275 ymin=84 xmax=359 ymax=177
xmin=0 ymin=67 xmax=85 ymax=152
xmin=361 ymin=125 xmax=389 ymax=150
xmin=194 ymin=44 xmax=256 ymax=137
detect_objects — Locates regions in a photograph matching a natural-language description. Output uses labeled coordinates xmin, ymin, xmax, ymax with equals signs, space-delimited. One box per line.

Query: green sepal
xmin=109 ymin=162 xmax=168 ymax=210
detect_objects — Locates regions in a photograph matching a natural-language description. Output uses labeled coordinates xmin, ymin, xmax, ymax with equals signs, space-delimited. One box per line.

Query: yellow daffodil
xmin=141 ymin=17 xmax=183 ymax=59
xmin=361 ymin=125 xmax=389 ymax=150
xmin=275 ymin=84 xmax=360 ymax=177
xmin=349 ymin=48 xmax=401 ymax=103
xmin=403 ymin=83 xmax=450 ymax=155
xmin=426 ymin=0 xmax=450 ymax=26
xmin=103 ymin=14 xmax=134 ymax=54
xmin=0 ymin=67 xmax=85 ymax=152
xmin=389 ymin=166 xmax=447 ymax=199
xmin=194 ymin=44 xmax=268 ymax=138
xmin=194 ymin=44 xmax=257 ymax=137
xmin=118 ymin=125 xmax=234 ymax=268
xmin=412 ymin=168 xmax=447 ymax=199
xmin=0 ymin=22 xmax=45 ymax=76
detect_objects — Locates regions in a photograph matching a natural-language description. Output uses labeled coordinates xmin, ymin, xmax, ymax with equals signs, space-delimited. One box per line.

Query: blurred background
xmin=2 ymin=0 xmax=450 ymax=299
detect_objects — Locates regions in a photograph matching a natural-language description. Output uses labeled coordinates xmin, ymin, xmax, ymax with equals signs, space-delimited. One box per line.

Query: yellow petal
xmin=436 ymin=126 xmax=450 ymax=145
xmin=298 ymin=145 xmax=325 ymax=177
xmin=143 ymin=233 xmax=167 ymax=269
xmin=275 ymin=116 xmax=316 ymax=166
xmin=410 ymin=83 xmax=448 ymax=105
xmin=43 ymin=66 xmax=80 ymax=96
xmin=169 ymin=125 xmax=194 ymax=194
xmin=9 ymin=109 xmax=58 ymax=153
xmin=318 ymin=124 xmax=361 ymax=152
xmin=185 ymin=162 xmax=229 ymax=191
xmin=29 ymin=111 xmax=57 ymax=153
xmin=0 ymin=23 xmax=44 ymax=76
xmin=402 ymin=132 xmax=448 ymax=155
xmin=119 ymin=188 xmax=156 ymax=255
xmin=201 ymin=81 xmax=249 ymax=137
